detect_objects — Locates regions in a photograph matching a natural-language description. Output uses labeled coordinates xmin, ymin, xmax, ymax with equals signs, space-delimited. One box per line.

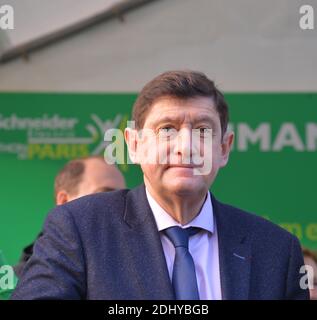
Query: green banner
xmin=0 ymin=93 xmax=316 ymax=267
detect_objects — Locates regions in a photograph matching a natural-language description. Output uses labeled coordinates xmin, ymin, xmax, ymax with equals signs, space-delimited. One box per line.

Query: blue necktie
xmin=164 ymin=226 xmax=200 ymax=300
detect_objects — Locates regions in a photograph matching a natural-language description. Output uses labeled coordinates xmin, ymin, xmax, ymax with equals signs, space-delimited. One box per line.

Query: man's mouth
xmin=167 ymin=164 xmax=202 ymax=169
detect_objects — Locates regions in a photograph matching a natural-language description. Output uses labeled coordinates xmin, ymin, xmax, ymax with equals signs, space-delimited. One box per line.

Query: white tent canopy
xmin=0 ymin=0 xmax=316 ymax=92
xmin=0 ymin=0 xmax=153 ymax=61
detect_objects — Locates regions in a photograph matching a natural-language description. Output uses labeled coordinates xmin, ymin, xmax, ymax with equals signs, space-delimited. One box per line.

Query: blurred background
xmin=0 ymin=0 xmax=316 ymax=269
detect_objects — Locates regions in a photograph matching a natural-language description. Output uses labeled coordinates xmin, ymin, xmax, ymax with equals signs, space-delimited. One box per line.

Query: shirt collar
xmin=145 ymin=188 xmax=214 ymax=234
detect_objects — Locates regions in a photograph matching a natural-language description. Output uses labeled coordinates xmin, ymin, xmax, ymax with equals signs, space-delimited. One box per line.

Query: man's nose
xmin=173 ymin=128 xmax=192 ymax=162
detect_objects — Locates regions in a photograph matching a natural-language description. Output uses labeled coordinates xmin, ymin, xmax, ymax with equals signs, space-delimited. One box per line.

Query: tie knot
xmin=163 ymin=226 xmax=200 ymax=249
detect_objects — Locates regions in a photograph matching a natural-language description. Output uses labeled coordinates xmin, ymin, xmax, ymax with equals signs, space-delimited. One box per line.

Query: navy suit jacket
xmin=11 ymin=185 xmax=309 ymax=300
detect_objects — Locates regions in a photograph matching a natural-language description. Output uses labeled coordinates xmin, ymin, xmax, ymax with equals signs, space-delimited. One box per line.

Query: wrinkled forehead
xmin=143 ymin=96 xmax=220 ymax=127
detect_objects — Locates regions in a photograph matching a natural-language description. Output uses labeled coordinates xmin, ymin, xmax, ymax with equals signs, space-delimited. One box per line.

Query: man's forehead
xmin=144 ymin=96 xmax=219 ymax=124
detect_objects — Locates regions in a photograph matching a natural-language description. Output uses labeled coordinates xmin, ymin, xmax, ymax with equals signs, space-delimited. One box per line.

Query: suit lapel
xmin=123 ymin=185 xmax=174 ymax=300
xmin=212 ymin=194 xmax=252 ymax=300
xmin=122 ymin=186 xmax=252 ymax=300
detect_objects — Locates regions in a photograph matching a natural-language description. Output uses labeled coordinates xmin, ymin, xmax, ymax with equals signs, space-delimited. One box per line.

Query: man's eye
xmin=198 ymin=128 xmax=210 ymax=136
xmin=158 ymin=127 xmax=175 ymax=136
xmin=161 ymin=127 xmax=173 ymax=132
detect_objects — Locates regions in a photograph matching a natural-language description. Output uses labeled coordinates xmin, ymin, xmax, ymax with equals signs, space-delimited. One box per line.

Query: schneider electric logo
xmin=0 ymin=5 xmax=14 ymax=30
xmin=0 ymin=113 xmax=125 ymax=160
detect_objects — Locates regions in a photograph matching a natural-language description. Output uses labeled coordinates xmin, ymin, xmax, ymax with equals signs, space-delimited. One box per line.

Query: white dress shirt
xmin=146 ymin=189 xmax=222 ymax=300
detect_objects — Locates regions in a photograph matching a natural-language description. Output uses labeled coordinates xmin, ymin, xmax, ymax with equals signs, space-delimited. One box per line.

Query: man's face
xmin=126 ymin=96 xmax=233 ymax=199
xmin=69 ymin=159 xmax=126 ymax=201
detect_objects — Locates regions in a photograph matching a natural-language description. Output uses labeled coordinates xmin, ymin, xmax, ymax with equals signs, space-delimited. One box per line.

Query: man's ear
xmin=56 ymin=190 xmax=69 ymax=205
xmin=124 ymin=128 xmax=139 ymax=164
xmin=220 ymin=131 xmax=234 ymax=167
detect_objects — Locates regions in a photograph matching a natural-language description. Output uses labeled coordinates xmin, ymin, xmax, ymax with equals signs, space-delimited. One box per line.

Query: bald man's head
xmin=54 ymin=156 xmax=126 ymax=205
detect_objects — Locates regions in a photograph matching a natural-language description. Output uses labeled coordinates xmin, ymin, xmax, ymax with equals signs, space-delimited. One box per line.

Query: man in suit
xmin=13 ymin=155 xmax=126 ymax=278
xmin=11 ymin=70 xmax=309 ymax=300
